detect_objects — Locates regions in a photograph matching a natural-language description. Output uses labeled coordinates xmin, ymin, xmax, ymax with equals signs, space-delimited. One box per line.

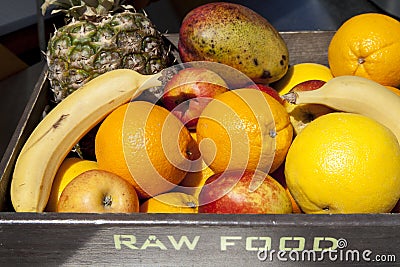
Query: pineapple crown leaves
xmin=41 ymin=0 xmax=136 ymax=19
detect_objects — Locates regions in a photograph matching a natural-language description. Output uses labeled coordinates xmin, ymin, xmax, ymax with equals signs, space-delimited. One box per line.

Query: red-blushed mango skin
xmin=178 ymin=2 xmax=289 ymax=84
xmin=198 ymin=169 xmax=293 ymax=214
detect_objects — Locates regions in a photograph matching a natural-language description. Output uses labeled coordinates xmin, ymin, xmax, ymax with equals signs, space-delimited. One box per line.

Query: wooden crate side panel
xmin=0 ymin=213 xmax=399 ymax=266
xmin=281 ymin=31 xmax=334 ymax=66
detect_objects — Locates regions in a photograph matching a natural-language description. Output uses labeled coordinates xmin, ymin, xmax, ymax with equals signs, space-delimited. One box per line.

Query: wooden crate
xmin=0 ymin=32 xmax=399 ymax=266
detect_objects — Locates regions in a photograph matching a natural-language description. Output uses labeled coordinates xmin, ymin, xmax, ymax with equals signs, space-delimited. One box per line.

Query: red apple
xmin=290 ymin=79 xmax=326 ymax=91
xmin=57 ymin=169 xmax=140 ymax=213
xmin=283 ymin=80 xmax=334 ymax=135
xmin=247 ymin=83 xmax=284 ymax=105
xmin=162 ymin=67 xmax=229 ymax=129
xmin=198 ymin=169 xmax=292 ymax=214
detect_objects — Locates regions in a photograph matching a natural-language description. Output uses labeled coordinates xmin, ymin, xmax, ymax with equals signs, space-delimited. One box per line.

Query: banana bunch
xmin=11 ymin=69 xmax=162 ymax=212
xmin=283 ymin=75 xmax=400 ymax=143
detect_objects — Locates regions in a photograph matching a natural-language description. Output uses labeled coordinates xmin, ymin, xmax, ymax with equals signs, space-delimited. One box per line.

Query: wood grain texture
xmin=0 ymin=213 xmax=399 ymax=266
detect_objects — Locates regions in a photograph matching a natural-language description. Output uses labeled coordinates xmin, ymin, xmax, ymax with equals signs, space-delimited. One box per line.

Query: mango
xmin=178 ymin=2 xmax=289 ymax=84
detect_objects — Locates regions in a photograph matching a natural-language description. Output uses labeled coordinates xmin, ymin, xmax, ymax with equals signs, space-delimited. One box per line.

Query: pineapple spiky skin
xmin=46 ymin=10 xmax=173 ymax=102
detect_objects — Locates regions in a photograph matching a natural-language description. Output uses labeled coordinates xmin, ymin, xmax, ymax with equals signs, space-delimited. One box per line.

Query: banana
xmin=11 ymin=69 xmax=162 ymax=212
xmin=283 ymin=75 xmax=400 ymax=143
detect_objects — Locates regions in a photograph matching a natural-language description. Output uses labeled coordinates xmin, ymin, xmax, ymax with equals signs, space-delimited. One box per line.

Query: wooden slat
xmin=0 ymin=213 xmax=399 ymax=265
xmin=280 ymin=31 xmax=334 ymax=66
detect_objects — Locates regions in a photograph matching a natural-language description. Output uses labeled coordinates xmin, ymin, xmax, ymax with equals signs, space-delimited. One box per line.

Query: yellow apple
xmin=57 ymin=169 xmax=139 ymax=213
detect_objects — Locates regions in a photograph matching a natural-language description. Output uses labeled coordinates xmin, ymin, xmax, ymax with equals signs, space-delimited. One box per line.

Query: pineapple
xmin=42 ymin=0 xmax=174 ymax=103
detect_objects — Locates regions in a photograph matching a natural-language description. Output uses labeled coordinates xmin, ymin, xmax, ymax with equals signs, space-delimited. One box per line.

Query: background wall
xmin=142 ymin=0 xmax=395 ymax=33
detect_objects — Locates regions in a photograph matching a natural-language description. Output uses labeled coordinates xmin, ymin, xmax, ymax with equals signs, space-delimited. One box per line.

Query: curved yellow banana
xmin=283 ymin=75 xmax=400 ymax=143
xmin=11 ymin=69 xmax=161 ymax=212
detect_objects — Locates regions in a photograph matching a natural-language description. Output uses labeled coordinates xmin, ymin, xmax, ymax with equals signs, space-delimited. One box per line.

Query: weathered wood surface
xmin=1 ymin=213 xmax=399 ymax=266
xmin=1 ymin=32 xmax=399 ymax=266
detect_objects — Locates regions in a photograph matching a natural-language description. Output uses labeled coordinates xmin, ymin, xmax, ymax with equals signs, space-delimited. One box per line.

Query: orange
xmin=270 ymin=164 xmax=302 ymax=214
xmin=196 ymin=88 xmax=293 ymax=174
xmin=328 ymin=13 xmax=400 ymax=87
xmin=46 ymin=157 xmax=98 ymax=211
xmin=285 ymin=112 xmax=400 ymax=214
xmin=285 ymin=187 xmax=302 ymax=214
xmin=95 ymin=101 xmax=198 ymax=199
xmin=139 ymin=192 xmax=198 ymax=213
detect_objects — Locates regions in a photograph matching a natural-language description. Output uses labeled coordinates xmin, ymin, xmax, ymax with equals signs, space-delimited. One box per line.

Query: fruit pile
xmin=9 ymin=2 xmax=400 ymax=214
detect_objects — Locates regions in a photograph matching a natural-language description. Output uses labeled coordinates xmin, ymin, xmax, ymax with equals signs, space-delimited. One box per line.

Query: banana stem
xmin=281 ymin=92 xmax=297 ymax=104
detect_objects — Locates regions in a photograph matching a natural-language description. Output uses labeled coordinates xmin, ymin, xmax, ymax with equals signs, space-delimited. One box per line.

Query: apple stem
xmin=281 ymin=92 xmax=297 ymax=104
xmin=187 ymin=201 xmax=197 ymax=209
xmin=103 ymin=195 xmax=113 ymax=207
